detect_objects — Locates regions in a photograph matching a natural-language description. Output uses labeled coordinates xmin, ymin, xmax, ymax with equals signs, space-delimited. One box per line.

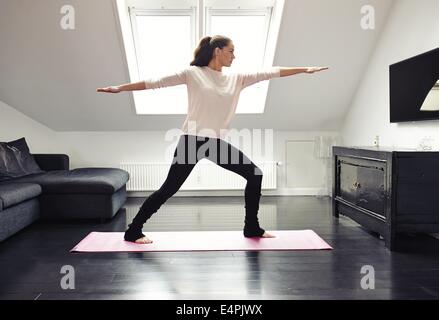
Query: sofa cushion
xmin=10 ymin=168 xmax=129 ymax=195
xmin=0 ymin=143 xmax=27 ymax=182
xmin=7 ymin=138 xmax=44 ymax=175
xmin=0 ymin=183 xmax=42 ymax=210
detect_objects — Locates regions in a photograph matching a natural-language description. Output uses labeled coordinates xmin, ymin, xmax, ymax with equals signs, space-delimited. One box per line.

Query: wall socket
xmin=418 ymin=136 xmax=433 ymax=150
xmin=373 ymin=135 xmax=380 ymax=147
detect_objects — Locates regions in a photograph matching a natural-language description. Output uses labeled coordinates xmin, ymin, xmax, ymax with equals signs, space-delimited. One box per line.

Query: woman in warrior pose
xmin=97 ymin=35 xmax=328 ymax=244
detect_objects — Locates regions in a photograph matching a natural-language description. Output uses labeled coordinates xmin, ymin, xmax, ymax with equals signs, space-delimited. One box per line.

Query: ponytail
xmin=190 ymin=35 xmax=231 ymax=67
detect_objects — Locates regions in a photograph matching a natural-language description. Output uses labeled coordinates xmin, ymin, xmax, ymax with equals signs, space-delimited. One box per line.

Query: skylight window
xmin=130 ymin=9 xmax=195 ymax=114
xmin=207 ymin=8 xmax=272 ymax=113
xmin=116 ymin=0 xmax=284 ymax=115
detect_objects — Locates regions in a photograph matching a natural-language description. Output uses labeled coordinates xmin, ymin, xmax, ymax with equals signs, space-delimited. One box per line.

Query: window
xmin=206 ymin=8 xmax=273 ymax=113
xmin=129 ymin=8 xmax=195 ymax=114
xmin=116 ymin=0 xmax=284 ymax=115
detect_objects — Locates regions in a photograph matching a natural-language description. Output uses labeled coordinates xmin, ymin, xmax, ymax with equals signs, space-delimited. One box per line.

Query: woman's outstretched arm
xmin=279 ymin=66 xmax=329 ymax=77
xmin=97 ymin=69 xmax=188 ymax=94
xmin=96 ymin=81 xmax=145 ymax=93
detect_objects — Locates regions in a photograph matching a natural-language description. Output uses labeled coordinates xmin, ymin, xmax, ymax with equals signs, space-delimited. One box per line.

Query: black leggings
xmin=124 ymin=134 xmax=266 ymax=241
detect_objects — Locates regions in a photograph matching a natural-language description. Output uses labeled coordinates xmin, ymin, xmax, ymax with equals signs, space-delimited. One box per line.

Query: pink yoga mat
xmin=70 ymin=230 xmax=332 ymax=252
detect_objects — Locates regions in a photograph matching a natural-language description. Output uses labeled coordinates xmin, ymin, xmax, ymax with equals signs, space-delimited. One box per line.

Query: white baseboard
xmin=127 ymin=187 xmax=330 ymax=198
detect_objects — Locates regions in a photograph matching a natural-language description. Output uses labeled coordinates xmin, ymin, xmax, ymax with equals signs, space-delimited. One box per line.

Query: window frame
xmin=128 ymin=7 xmax=197 ymax=81
xmin=120 ymin=1 xmax=280 ymax=115
xmin=205 ymin=7 xmax=275 ymax=113
xmin=204 ymin=7 xmax=273 ymax=65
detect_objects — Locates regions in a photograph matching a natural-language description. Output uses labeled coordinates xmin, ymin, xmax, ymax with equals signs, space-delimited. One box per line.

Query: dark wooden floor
xmin=1 ymin=196 xmax=439 ymax=300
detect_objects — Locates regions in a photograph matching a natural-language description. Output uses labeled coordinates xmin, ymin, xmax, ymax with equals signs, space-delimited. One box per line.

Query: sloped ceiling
xmin=0 ymin=0 xmax=394 ymax=131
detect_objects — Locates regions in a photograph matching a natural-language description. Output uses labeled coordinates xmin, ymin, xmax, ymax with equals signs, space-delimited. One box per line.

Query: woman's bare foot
xmin=262 ymin=232 xmax=276 ymax=238
xmin=134 ymin=236 xmax=153 ymax=244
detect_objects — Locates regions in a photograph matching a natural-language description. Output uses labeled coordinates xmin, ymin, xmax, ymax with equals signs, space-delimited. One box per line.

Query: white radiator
xmin=120 ymin=160 xmax=278 ymax=191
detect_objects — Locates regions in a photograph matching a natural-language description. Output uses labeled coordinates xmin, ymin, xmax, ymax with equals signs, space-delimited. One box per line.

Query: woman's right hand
xmin=305 ymin=67 xmax=329 ymax=74
xmin=96 ymin=86 xmax=121 ymax=93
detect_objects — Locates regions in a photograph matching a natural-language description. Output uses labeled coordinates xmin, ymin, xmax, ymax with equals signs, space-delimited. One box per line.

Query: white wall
xmin=0 ymin=99 xmax=60 ymax=152
xmin=57 ymin=130 xmax=340 ymax=197
xmin=341 ymin=0 xmax=439 ymax=149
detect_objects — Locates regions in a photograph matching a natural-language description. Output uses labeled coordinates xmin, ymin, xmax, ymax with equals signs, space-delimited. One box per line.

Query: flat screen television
xmin=390 ymin=47 xmax=439 ymax=123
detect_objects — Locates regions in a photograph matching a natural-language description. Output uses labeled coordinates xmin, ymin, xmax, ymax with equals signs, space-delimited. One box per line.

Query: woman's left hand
xmin=305 ymin=66 xmax=329 ymax=73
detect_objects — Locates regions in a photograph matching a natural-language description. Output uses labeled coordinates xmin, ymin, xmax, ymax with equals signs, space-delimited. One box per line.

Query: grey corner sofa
xmin=0 ymin=153 xmax=130 ymax=242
